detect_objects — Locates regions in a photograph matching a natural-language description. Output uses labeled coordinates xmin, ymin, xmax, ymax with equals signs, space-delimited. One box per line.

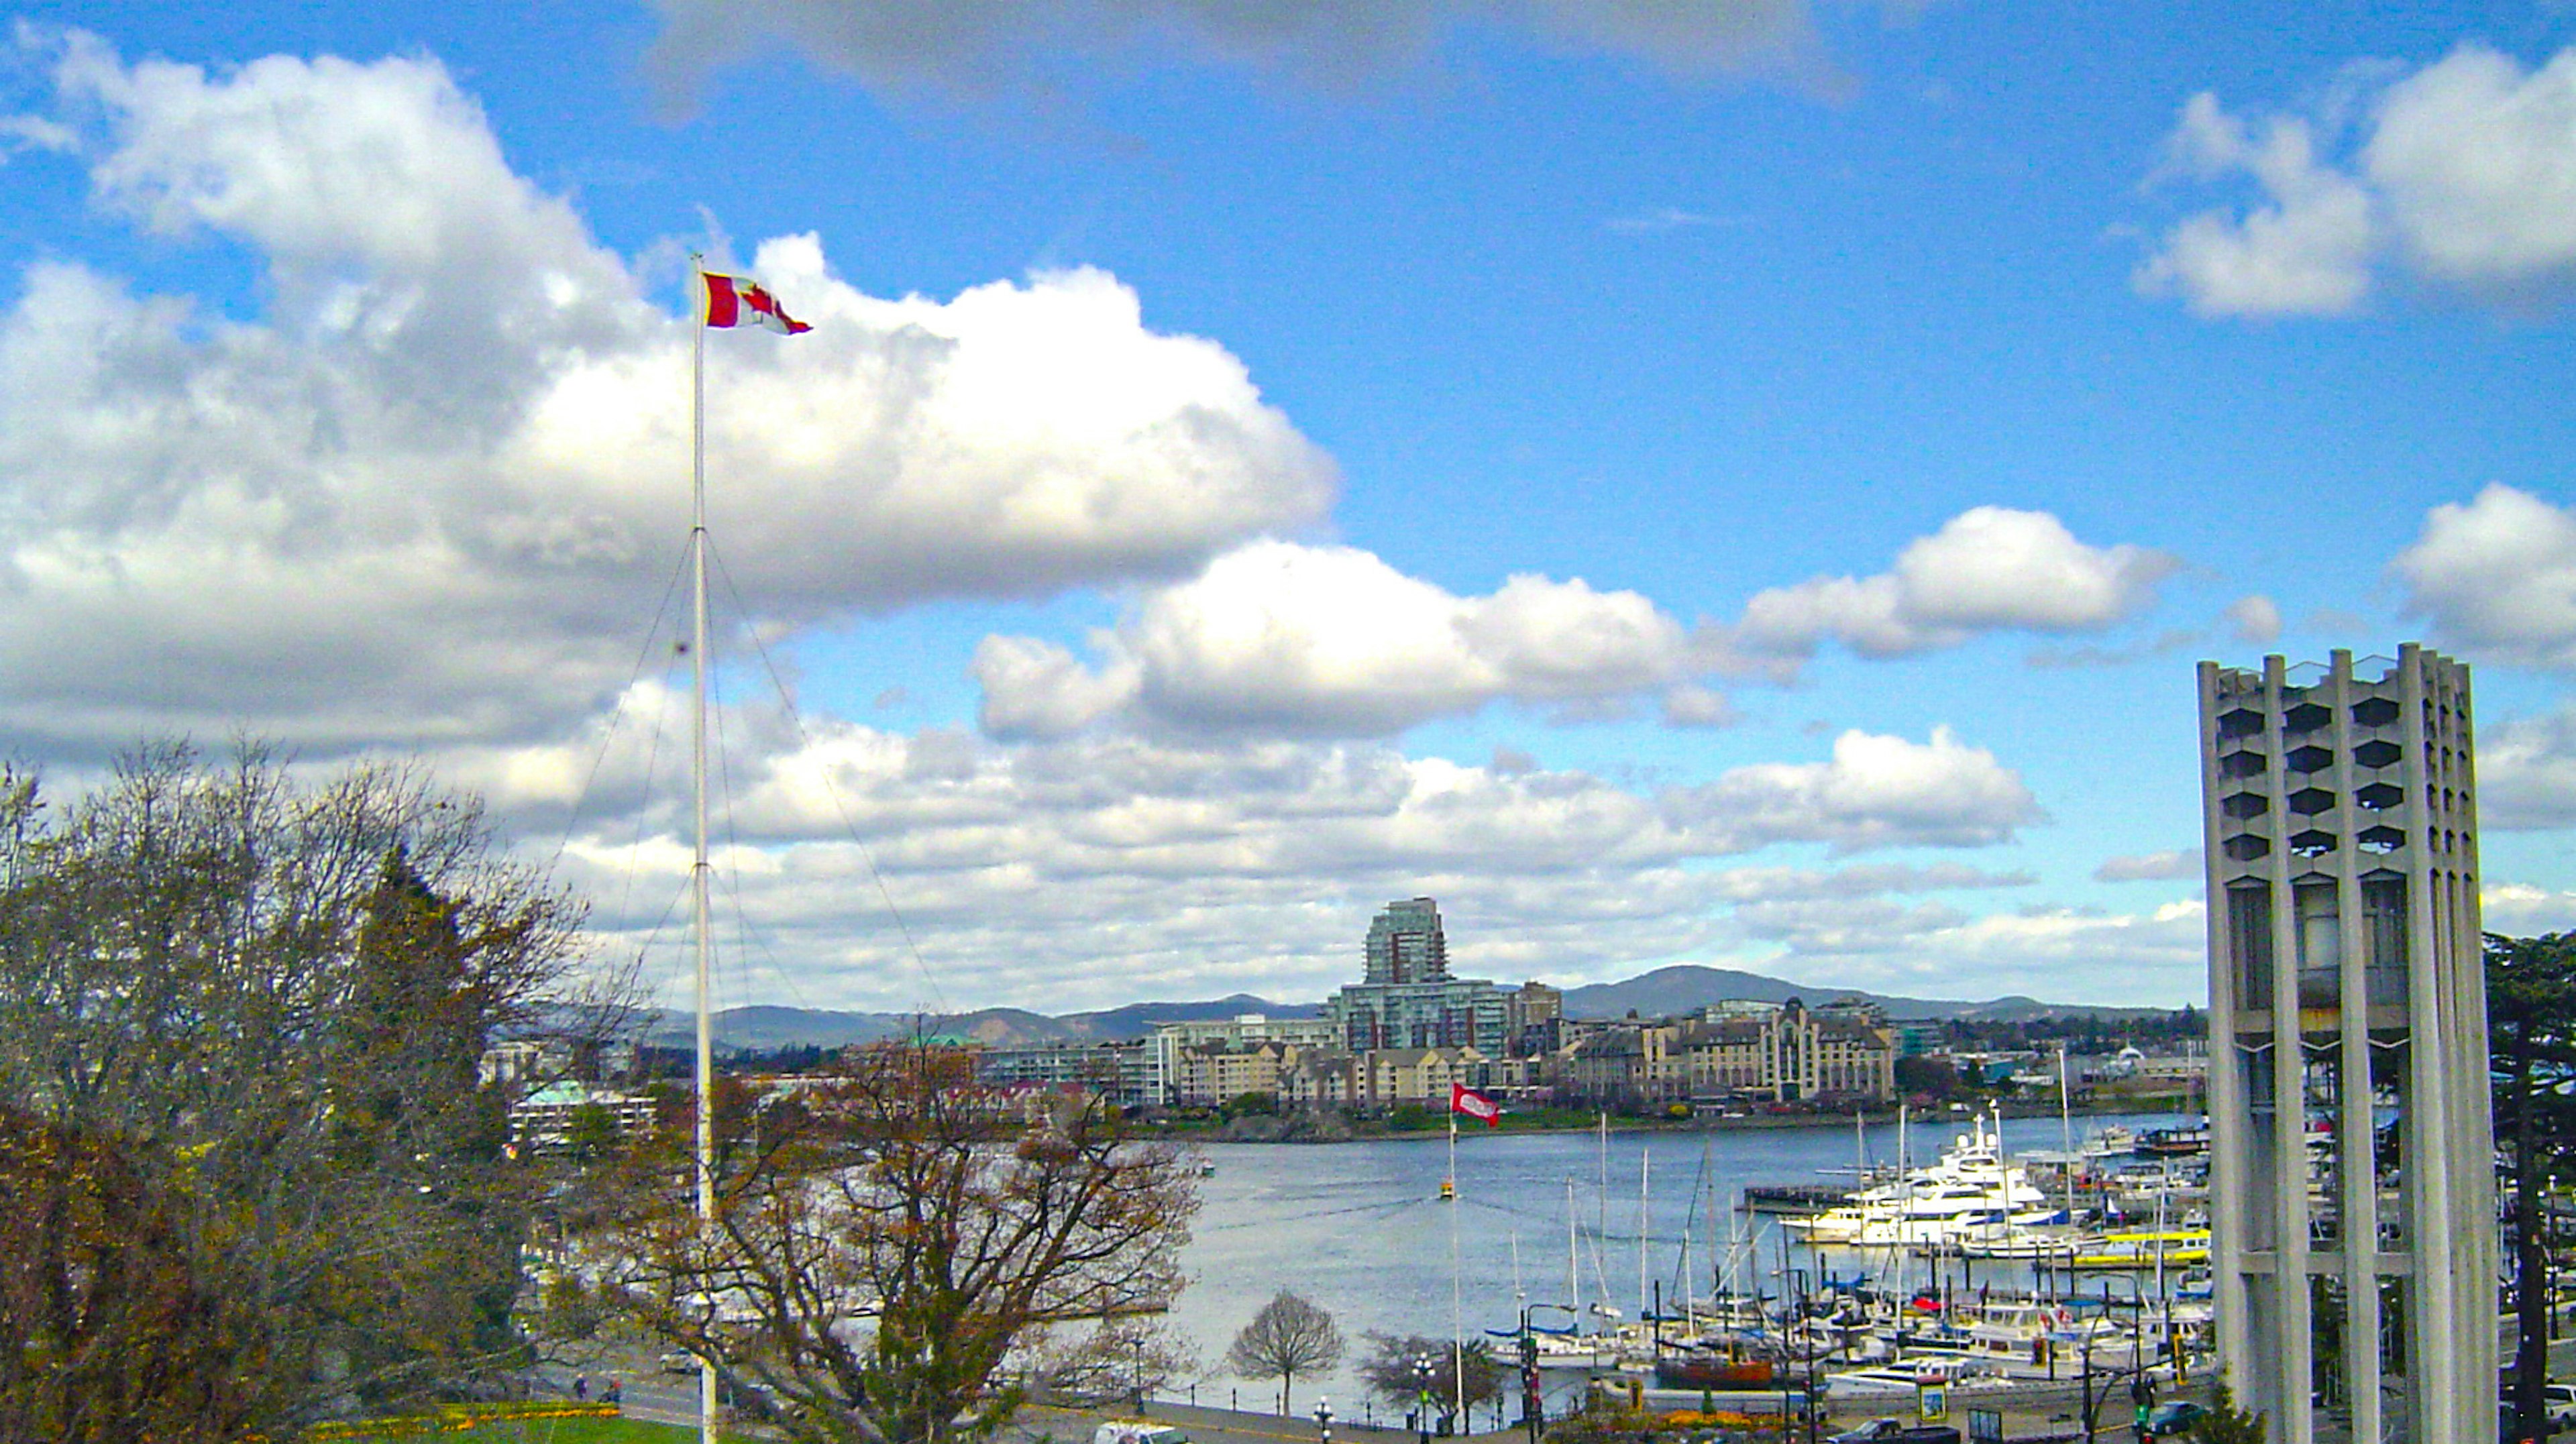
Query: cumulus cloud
xmin=1659 ymin=684 xmax=1740 ymax=729
xmin=2479 ymin=708 xmax=2576 ymax=831
xmin=1708 ymin=861 xmax=2035 ymax=903
xmin=1724 ymin=507 xmax=2178 ymax=670
xmin=2094 ymin=848 xmax=2201 ymax=883
xmin=2367 ymin=45 xmax=2576 ymax=298
xmin=2392 ymin=485 xmax=2576 ymax=669
xmin=1714 ymin=897 xmax=2208 ymax=1002
xmin=1666 ymin=726 xmax=2042 ymax=854
xmin=2223 ymin=594 xmax=2282 ymax=645
xmin=2139 ymin=44 xmax=2576 ymax=316
xmin=2484 ymin=882 xmax=2576 ymax=937
xmin=2135 ymin=93 xmax=2375 ymax=317
xmin=975 ymin=540 xmax=1697 ymax=738
xmin=0 ymin=34 xmax=1329 ymax=753
xmin=641 ymin=0 xmax=1907 ymax=109
xmin=421 ymin=706 xmax=2057 ymax=1009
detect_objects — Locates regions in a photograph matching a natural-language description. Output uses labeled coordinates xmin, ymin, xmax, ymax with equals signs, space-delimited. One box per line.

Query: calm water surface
xmin=1161 ymin=1111 xmax=2187 ymax=1417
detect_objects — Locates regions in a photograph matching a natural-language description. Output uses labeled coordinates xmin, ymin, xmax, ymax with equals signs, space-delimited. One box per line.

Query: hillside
xmin=651 ymin=966 xmax=2171 ymax=1052
xmin=1554 ymin=965 xmax=2173 ymax=1023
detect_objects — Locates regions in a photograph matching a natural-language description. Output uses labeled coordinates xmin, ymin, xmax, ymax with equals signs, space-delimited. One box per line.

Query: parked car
xmin=2498 ymin=1384 xmax=2576 ymax=1438
xmin=2141 ymin=1400 xmax=2208 ymax=1438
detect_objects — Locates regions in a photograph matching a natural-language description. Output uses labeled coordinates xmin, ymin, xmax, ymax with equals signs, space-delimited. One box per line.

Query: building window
xmin=2295 ymin=881 xmax=2340 ymax=1008
xmin=2229 ymin=882 xmax=2274 ymax=1010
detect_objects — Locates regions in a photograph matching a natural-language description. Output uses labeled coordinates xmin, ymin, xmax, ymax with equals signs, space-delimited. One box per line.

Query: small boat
xmin=2068 ymin=1229 xmax=2210 ymax=1269
xmin=1654 ymin=1352 xmax=1777 ymax=1391
xmin=1824 ymin=1361 xmax=2012 ymax=1399
xmin=2137 ymin=1125 xmax=2211 ymax=1158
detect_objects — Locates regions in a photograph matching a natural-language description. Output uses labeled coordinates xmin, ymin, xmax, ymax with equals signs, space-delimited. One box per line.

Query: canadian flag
xmin=1450 ymin=1083 xmax=1501 ymax=1126
xmin=704 ymin=272 xmax=811 ymax=334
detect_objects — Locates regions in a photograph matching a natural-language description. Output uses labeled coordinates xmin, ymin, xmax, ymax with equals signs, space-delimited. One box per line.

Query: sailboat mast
xmin=1567 ymin=1177 xmax=1580 ymax=1317
xmin=689 ymin=255 xmax=718 ymax=1444
xmin=1638 ymin=1151 xmax=1649 ymax=1320
xmin=2057 ymin=1046 xmax=2074 ymax=1224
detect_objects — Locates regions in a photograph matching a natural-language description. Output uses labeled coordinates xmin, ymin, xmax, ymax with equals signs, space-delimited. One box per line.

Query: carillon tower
xmin=2196 ymin=645 xmax=2493 ymax=1443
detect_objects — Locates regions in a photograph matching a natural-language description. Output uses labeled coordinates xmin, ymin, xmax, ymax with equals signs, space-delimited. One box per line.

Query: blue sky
xmin=3 ymin=1 xmax=2572 ymax=1013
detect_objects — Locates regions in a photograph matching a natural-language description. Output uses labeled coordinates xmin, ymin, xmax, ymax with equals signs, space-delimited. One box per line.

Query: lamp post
xmin=1315 ymin=1397 xmax=1334 ymax=1444
xmin=1414 ymin=1355 xmax=1434 ymax=1444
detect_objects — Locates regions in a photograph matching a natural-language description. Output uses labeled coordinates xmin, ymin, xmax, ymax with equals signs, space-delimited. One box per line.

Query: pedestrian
xmin=574 ymin=1373 xmax=588 ymax=1401
xmin=604 ymin=1376 xmax=623 ymax=1407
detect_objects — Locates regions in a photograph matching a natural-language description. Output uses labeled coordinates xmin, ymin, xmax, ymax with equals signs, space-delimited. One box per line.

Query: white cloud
xmin=2139 ymin=44 xmax=2576 ymax=317
xmin=2366 ymin=46 xmax=2576 ymax=300
xmin=1716 ymin=898 xmax=2208 ymax=1003
xmin=416 ymin=710 xmax=2043 ymax=1008
xmin=2484 ymin=882 xmax=2576 ymax=937
xmin=1709 ymin=861 xmax=2035 ymax=903
xmin=1726 ymin=506 xmax=2178 ymax=668
xmin=2392 ymin=485 xmax=2576 ymax=669
xmin=641 ymin=0 xmax=1900 ymax=109
xmin=1666 ymin=726 xmax=2042 ymax=854
xmin=1659 ymin=684 xmax=1739 ymax=729
xmin=0 ymin=35 xmax=1329 ymax=753
xmin=2135 ymin=93 xmax=2375 ymax=317
xmin=2479 ymin=708 xmax=2576 ymax=831
xmin=2094 ymin=848 xmax=2201 ymax=883
xmin=2222 ymin=594 xmax=2282 ymax=645
xmin=1605 ymin=207 xmax=1734 ymax=235
xmin=974 ymin=540 xmax=1696 ymax=738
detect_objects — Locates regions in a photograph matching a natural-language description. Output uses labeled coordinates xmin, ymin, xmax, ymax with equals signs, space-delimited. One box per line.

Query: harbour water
xmin=1162 ymin=1111 xmax=2190 ymax=1418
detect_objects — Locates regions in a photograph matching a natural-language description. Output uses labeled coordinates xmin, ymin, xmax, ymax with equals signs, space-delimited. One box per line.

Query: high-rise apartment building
xmin=1332 ymin=897 xmax=1506 ymax=1054
xmin=2197 ymin=646 xmax=2492 ymax=1444
xmin=1363 ymin=897 xmax=1449 ymax=984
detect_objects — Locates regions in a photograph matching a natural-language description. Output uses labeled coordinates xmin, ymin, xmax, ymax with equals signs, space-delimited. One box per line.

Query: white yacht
xmin=1784 ymin=1113 xmax=2048 ymax=1249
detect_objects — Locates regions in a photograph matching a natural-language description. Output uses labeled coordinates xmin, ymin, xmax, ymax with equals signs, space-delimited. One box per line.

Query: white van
xmin=1094 ymin=1422 xmax=1190 ymax=1444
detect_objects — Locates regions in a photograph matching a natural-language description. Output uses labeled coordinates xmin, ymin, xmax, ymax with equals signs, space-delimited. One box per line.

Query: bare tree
xmin=600 ymin=1041 xmax=1199 ymax=1444
xmin=1016 ymin=1318 xmax=1198 ymax=1410
xmin=1357 ymin=1332 xmax=1500 ymax=1419
xmin=0 ymin=744 xmax=600 ymax=1434
xmin=1226 ymin=1291 xmax=1342 ymax=1417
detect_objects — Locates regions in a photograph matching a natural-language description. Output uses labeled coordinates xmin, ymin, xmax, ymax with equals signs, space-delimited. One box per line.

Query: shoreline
xmin=1155 ymin=1095 xmax=2199 ymax=1145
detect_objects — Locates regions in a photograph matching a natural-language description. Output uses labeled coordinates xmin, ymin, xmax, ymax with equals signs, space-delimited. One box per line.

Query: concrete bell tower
xmin=2196 ymin=645 xmax=2493 ymax=1443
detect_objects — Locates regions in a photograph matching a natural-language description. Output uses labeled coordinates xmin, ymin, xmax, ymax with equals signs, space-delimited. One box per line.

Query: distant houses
xmin=965 ymin=897 xmax=1915 ymax=1115
xmin=509 ymin=896 xmax=2204 ymax=1127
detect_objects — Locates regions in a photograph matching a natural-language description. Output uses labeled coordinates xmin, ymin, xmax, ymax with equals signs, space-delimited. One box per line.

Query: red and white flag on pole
xmin=1450 ymin=1083 xmax=1501 ymax=1127
xmin=704 ymin=272 xmax=811 ymax=335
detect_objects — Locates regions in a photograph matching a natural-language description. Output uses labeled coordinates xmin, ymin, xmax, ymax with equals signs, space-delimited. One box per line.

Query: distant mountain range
xmin=1554 ymin=964 xmax=2172 ymax=1025
xmin=650 ymin=964 xmax=2172 ymax=1052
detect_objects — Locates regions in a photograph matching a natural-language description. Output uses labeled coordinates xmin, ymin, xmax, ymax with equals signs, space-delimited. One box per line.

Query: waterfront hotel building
xmin=2198 ymin=646 xmax=2493 ymax=1444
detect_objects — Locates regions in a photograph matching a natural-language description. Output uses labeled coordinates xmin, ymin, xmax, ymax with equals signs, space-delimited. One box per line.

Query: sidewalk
xmin=1024 ymin=1398 xmax=1529 ymax=1444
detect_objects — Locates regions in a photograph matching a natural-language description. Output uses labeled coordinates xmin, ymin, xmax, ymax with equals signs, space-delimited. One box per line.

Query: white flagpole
xmin=1450 ymin=1101 xmax=1463 ymax=1429
xmin=690 ymin=254 xmax=718 ymax=1444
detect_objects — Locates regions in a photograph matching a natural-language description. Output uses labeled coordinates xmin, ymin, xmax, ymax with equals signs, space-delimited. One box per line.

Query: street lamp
xmin=1315 ymin=1396 xmax=1334 ymax=1444
xmin=1413 ymin=1355 xmax=1434 ymax=1444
